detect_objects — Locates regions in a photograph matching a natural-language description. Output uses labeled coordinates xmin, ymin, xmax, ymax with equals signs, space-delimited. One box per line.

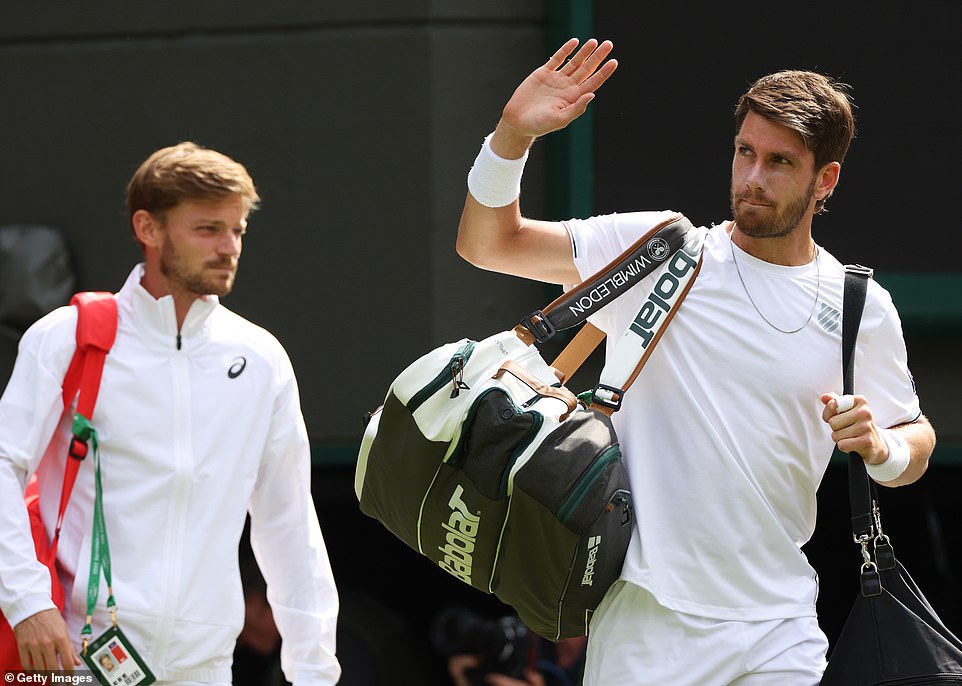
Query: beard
xmin=730 ymin=176 xmax=816 ymax=239
xmin=160 ymin=240 xmax=237 ymax=297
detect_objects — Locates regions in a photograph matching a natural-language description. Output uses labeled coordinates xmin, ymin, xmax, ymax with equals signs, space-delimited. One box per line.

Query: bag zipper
xmin=498 ymin=411 xmax=544 ymax=499
xmin=444 ymin=388 xmax=543 ymax=498
xmin=446 ymin=387 xmax=502 ymax=467
xmin=555 ymin=446 xmax=623 ymax=523
xmin=407 ymin=340 xmax=477 ymax=413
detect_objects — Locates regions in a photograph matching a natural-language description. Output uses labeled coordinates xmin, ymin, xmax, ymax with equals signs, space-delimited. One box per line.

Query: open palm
xmin=502 ymin=38 xmax=618 ymax=139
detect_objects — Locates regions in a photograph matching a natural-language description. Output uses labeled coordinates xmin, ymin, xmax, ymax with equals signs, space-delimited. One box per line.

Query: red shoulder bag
xmin=0 ymin=292 xmax=117 ymax=669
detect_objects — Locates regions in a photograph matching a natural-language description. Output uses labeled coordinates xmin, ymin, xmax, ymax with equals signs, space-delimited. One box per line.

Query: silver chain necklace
xmin=729 ymin=233 xmax=820 ymax=334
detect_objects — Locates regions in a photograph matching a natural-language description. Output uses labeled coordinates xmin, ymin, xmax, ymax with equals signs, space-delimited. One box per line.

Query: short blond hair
xmin=126 ymin=142 xmax=260 ymax=226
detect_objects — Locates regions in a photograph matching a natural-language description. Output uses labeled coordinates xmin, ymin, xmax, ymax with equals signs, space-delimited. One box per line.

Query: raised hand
xmin=492 ymin=38 xmax=618 ymax=158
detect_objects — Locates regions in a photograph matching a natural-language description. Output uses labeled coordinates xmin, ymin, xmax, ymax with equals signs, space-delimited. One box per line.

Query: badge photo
xmin=82 ymin=625 xmax=156 ymax=686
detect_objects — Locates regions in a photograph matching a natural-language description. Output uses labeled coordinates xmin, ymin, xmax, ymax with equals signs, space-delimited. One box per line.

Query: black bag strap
xmin=841 ymin=264 xmax=876 ymax=542
xmin=840 ymin=264 xmax=891 ymax=596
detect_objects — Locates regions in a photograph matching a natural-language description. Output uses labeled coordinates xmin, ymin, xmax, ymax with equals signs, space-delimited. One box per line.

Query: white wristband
xmin=467 ymin=133 xmax=529 ymax=208
xmin=866 ymin=428 xmax=911 ymax=482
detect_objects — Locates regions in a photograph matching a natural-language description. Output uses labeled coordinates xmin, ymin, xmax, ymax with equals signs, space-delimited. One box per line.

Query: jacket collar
xmin=117 ymin=264 xmax=219 ymax=347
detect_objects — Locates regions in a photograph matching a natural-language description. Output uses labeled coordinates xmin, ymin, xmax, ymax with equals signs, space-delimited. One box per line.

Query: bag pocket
xmin=495 ymin=412 xmax=633 ymax=639
xmin=511 ymin=409 xmax=622 ymax=529
xmin=418 ymin=462 xmax=509 ymax=594
xmin=419 ymin=388 xmax=544 ymax=593
xmin=448 ymin=388 xmax=544 ymax=498
xmin=359 ymin=391 xmax=452 ymax=549
xmin=493 ymin=488 xmax=582 ymax=640
xmin=556 ymin=484 xmax=632 ymax=638
xmin=406 ymin=340 xmax=477 ymax=413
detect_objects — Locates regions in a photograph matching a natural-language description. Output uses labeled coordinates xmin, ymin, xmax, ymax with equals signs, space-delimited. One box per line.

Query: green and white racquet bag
xmin=355 ymin=215 xmax=706 ymax=640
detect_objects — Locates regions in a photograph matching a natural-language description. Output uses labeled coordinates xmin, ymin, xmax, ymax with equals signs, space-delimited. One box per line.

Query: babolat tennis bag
xmin=355 ymin=215 xmax=706 ymax=640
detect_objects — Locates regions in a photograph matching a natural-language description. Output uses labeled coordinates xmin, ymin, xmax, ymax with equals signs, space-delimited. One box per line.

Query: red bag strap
xmin=54 ymin=292 xmax=118 ymax=542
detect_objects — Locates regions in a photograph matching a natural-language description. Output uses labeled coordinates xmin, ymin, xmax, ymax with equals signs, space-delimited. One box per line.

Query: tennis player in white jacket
xmin=0 ymin=142 xmax=340 ymax=685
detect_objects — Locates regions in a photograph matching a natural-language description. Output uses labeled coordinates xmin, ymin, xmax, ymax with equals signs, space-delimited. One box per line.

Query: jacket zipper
xmin=407 ymin=340 xmax=476 ymax=413
xmin=152 ymin=349 xmax=194 ymax=664
xmin=556 ymin=446 xmax=623 ymax=523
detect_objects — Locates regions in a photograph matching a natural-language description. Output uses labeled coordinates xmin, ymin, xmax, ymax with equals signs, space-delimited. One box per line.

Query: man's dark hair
xmin=735 ymin=70 xmax=856 ymax=213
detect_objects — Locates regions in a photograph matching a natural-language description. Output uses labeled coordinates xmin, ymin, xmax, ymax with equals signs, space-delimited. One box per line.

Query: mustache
xmin=735 ymin=191 xmax=773 ymax=205
xmin=205 ymin=258 xmax=237 ymax=269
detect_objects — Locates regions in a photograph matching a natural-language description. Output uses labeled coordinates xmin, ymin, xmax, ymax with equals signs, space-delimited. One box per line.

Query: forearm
xmin=872 ymin=415 xmax=935 ymax=487
xmin=250 ymin=502 xmax=340 ymax=685
xmin=456 ymin=132 xmax=578 ymax=284
xmin=456 ymin=193 xmax=525 ymax=270
xmin=457 ymin=121 xmax=532 ymax=271
xmin=0 ymin=460 xmax=56 ymax=623
xmin=250 ymin=378 xmax=340 ymax=685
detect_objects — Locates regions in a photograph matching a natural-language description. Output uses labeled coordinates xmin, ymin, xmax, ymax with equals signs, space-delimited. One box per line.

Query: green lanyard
xmin=75 ymin=413 xmax=117 ymax=654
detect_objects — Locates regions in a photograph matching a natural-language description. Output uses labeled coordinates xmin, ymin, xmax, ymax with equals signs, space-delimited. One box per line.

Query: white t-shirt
xmin=565 ymin=211 xmax=920 ymax=621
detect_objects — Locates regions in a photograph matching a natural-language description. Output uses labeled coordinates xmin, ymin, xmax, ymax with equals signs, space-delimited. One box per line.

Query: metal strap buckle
xmin=519 ymin=310 xmax=557 ymax=343
xmin=592 ymin=384 xmax=624 ymax=411
xmin=846 ymin=263 xmax=875 ymax=278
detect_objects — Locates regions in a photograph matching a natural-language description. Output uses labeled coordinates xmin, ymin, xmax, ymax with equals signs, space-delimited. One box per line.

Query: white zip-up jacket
xmin=0 ymin=265 xmax=340 ymax=684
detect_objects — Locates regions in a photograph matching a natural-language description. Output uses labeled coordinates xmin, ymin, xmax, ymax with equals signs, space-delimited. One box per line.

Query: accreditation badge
xmin=82 ymin=625 xmax=156 ymax=686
